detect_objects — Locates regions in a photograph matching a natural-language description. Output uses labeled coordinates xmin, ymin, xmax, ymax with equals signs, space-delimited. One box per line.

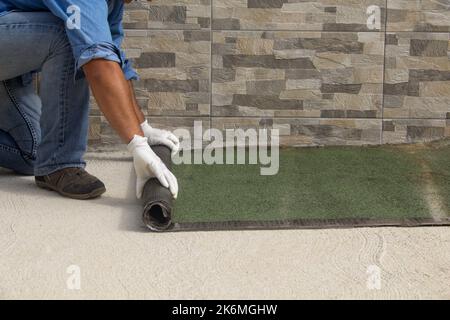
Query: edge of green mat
xmin=163 ymin=218 xmax=450 ymax=232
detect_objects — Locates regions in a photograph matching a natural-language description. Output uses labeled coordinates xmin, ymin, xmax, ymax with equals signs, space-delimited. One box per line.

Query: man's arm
xmin=83 ymin=60 xmax=142 ymax=143
xmin=128 ymin=81 xmax=146 ymax=124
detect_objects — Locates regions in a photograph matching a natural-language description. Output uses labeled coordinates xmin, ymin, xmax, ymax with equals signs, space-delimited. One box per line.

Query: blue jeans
xmin=0 ymin=12 xmax=90 ymax=176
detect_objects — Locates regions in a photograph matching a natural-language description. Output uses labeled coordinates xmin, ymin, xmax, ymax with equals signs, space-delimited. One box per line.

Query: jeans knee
xmin=0 ymin=78 xmax=42 ymax=159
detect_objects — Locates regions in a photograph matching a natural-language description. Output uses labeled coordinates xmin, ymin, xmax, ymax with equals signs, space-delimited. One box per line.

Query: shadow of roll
xmin=141 ymin=145 xmax=174 ymax=231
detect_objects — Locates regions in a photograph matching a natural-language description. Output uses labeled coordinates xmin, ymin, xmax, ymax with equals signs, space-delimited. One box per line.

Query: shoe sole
xmin=36 ymin=180 xmax=106 ymax=200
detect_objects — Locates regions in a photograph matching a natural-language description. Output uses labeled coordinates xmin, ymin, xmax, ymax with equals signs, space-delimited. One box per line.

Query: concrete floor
xmin=0 ymin=156 xmax=449 ymax=300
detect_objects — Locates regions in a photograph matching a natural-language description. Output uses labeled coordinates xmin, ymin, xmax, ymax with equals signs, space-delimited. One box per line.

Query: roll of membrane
xmin=141 ymin=145 xmax=174 ymax=231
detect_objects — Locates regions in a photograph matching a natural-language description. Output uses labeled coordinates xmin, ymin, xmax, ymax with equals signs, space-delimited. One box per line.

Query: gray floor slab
xmin=0 ymin=158 xmax=449 ymax=299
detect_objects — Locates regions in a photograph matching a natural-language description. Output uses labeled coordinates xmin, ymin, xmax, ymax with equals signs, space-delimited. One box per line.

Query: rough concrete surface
xmin=0 ymin=158 xmax=449 ymax=300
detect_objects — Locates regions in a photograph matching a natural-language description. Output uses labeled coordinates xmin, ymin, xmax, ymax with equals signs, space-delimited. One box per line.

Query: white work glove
xmin=141 ymin=120 xmax=180 ymax=156
xmin=127 ymin=135 xmax=178 ymax=199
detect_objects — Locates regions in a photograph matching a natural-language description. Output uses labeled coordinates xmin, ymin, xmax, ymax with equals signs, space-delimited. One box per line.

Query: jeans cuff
xmin=34 ymin=162 xmax=86 ymax=176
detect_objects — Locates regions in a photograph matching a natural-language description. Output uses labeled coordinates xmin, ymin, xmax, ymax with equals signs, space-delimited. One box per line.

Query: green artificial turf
xmin=417 ymin=142 xmax=450 ymax=214
xmin=171 ymin=143 xmax=450 ymax=224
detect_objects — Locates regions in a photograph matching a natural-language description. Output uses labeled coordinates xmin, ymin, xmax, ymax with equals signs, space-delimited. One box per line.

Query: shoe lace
xmin=64 ymin=168 xmax=87 ymax=178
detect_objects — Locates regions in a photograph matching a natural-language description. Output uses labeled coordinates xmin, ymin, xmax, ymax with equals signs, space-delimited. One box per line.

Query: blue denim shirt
xmin=0 ymin=0 xmax=138 ymax=80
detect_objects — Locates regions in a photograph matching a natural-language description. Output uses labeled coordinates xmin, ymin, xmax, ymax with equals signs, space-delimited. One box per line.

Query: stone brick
xmin=410 ymin=39 xmax=449 ymax=57
xmin=144 ymin=80 xmax=200 ymax=93
xmin=222 ymin=55 xmax=315 ymax=69
xmin=321 ymin=84 xmax=362 ymax=94
xmin=248 ymin=0 xmax=286 ymax=9
xmin=231 ymin=95 xmax=303 ymax=110
xmin=134 ymin=52 xmax=176 ymax=68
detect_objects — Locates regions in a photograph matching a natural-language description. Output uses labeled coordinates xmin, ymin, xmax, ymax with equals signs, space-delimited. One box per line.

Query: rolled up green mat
xmin=141 ymin=145 xmax=174 ymax=231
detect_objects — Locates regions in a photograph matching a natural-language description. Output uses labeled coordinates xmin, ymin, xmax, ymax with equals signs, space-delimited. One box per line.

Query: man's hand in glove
xmin=128 ymin=135 xmax=178 ymax=199
xmin=141 ymin=120 xmax=180 ymax=156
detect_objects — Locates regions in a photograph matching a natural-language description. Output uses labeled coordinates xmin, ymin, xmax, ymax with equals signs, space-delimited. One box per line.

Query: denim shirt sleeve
xmin=41 ymin=0 xmax=138 ymax=81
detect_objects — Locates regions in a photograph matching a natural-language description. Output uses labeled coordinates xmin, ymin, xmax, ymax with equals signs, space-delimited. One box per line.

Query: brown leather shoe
xmin=35 ymin=168 xmax=106 ymax=200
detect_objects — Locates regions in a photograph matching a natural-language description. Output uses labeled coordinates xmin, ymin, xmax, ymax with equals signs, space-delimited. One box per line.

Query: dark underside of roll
xmin=141 ymin=145 xmax=174 ymax=231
